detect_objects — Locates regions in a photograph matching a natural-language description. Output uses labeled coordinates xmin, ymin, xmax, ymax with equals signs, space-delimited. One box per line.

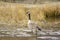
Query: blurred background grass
xmin=0 ymin=1 xmax=60 ymax=30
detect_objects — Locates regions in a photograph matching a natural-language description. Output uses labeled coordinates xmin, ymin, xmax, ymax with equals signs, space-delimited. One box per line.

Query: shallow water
xmin=0 ymin=36 xmax=36 ymax=40
xmin=0 ymin=27 xmax=60 ymax=40
xmin=37 ymin=36 xmax=60 ymax=40
xmin=0 ymin=36 xmax=60 ymax=40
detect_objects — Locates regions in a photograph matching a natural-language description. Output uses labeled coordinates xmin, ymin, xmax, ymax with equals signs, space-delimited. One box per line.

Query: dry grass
xmin=0 ymin=2 xmax=28 ymax=27
xmin=0 ymin=2 xmax=60 ymax=29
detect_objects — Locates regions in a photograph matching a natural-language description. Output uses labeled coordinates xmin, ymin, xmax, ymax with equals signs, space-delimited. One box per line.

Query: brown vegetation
xmin=0 ymin=2 xmax=60 ymax=28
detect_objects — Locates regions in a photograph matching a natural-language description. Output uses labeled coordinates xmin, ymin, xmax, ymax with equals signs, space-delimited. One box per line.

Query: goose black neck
xmin=28 ymin=14 xmax=31 ymax=20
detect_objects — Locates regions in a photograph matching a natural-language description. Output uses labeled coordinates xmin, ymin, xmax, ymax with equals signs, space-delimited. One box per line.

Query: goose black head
xmin=26 ymin=10 xmax=31 ymax=20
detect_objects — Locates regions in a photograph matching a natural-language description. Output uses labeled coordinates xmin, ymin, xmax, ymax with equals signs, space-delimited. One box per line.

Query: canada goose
xmin=26 ymin=10 xmax=41 ymax=34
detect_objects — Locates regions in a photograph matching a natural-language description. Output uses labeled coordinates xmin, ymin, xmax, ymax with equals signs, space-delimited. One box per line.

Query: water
xmin=1 ymin=32 xmax=60 ymax=40
xmin=0 ymin=36 xmax=36 ymax=40
xmin=37 ymin=36 xmax=60 ymax=40
xmin=0 ymin=27 xmax=60 ymax=40
xmin=0 ymin=36 xmax=60 ymax=40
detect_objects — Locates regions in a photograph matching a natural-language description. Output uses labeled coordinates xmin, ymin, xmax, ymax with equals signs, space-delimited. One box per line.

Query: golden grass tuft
xmin=0 ymin=2 xmax=60 ymax=28
xmin=0 ymin=2 xmax=28 ymax=27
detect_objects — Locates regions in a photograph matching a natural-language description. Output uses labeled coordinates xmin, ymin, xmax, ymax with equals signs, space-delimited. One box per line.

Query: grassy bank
xmin=0 ymin=2 xmax=60 ymax=29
